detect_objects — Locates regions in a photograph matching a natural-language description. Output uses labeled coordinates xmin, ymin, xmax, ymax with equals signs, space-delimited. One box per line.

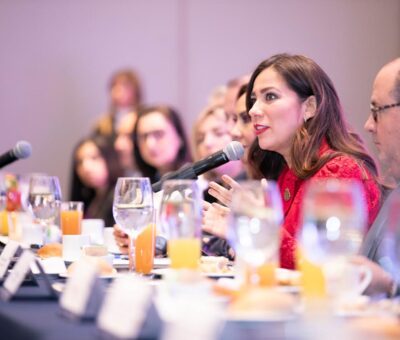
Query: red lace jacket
xmin=277 ymin=151 xmax=381 ymax=270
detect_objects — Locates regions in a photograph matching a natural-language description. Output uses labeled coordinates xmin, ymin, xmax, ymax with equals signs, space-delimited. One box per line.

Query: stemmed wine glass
xmin=228 ymin=180 xmax=283 ymax=284
xmin=27 ymin=174 xmax=62 ymax=242
xmin=113 ymin=177 xmax=154 ymax=273
xmin=300 ymin=179 xmax=366 ymax=263
xmin=299 ymin=179 xmax=368 ymax=298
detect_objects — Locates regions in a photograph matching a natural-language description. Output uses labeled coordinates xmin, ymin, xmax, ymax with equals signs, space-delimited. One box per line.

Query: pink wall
xmin=0 ymin=0 xmax=399 ymax=196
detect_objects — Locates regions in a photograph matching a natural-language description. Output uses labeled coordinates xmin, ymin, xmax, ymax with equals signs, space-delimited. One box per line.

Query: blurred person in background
xmin=193 ymin=105 xmax=244 ymax=189
xmin=353 ymin=57 xmax=400 ymax=298
xmin=132 ymin=105 xmax=191 ymax=183
xmin=70 ymin=135 xmax=123 ymax=227
xmin=223 ymin=75 xmax=250 ymax=119
xmin=113 ymin=112 xmax=141 ymax=176
xmin=93 ymin=68 xmax=143 ymax=138
xmin=202 ymin=83 xmax=259 ymax=242
xmin=113 ymin=105 xmax=191 ymax=252
xmin=93 ymin=69 xmax=143 ymax=175
xmin=204 ymin=54 xmax=381 ymax=269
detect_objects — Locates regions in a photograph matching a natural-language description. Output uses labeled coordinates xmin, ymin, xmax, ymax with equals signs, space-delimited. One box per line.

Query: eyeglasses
xmin=370 ymin=102 xmax=400 ymax=122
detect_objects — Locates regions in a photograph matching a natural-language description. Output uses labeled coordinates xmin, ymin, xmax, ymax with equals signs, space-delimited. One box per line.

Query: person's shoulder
xmin=93 ymin=113 xmax=113 ymax=136
xmin=314 ymin=154 xmax=371 ymax=180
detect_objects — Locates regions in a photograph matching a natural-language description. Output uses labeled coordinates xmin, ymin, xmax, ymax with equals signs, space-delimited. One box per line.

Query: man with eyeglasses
xmin=352 ymin=57 xmax=400 ymax=298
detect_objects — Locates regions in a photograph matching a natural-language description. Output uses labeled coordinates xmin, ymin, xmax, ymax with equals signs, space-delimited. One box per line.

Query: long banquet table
xmin=0 ymin=275 xmax=298 ymax=340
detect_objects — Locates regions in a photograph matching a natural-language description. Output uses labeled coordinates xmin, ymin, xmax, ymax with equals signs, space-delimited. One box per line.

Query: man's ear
xmin=303 ymin=95 xmax=317 ymax=122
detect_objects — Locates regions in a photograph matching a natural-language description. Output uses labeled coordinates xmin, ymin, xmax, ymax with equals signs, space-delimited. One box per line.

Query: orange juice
xmin=133 ymin=223 xmax=155 ymax=274
xmin=61 ymin=210 xmax=82 ymax=235
xmin=297 ymin=250 xmax=325 ymax=298
xmin=256 ymin=263 xmax=277 ymax=287
xmin=0 ymin=211 xmax=9 ymax=235
xmin=168 ymin=238 xmax=201 ymax=270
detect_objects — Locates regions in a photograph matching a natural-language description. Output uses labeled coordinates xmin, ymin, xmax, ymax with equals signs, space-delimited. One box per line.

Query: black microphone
xmin=152 ymin=141 xmax=244 ymax=192
xmin=0 ymin=141 xmax=32 ymax=169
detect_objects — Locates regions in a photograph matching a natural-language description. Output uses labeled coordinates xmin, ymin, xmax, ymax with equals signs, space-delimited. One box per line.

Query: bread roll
xmin=348 ymin=316 xmax=400 ymax=338
xmin=200 ymin=256 xmax=230 ymax=273
xmin=229 ymin=287 xmax=297 ymax=317
xmin=37 ymin=243 xmax=62 ymax=258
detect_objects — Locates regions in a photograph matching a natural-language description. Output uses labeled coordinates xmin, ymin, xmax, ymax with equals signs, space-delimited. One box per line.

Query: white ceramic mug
xmin=323 ymin=260 xmax=372 ymax=298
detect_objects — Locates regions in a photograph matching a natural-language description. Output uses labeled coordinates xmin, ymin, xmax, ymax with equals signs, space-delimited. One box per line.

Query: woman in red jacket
xmin=206 ymin=53 xmax=381 ymax=269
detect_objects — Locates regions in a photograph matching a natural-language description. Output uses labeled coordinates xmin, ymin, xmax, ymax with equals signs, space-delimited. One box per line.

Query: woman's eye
xmin=240 ymin=112 xmax=251 ymax=124
xmin=230 ymin=115 xmax=238 ymax=123
xmin=264 ymin=92 xmax=278 ymax=101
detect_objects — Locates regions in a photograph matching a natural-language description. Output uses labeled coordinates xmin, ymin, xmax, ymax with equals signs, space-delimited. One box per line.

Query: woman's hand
xmin=113 ymin=224 xmax=129 ymax=255
xmin=207 ymin=175 xmax=241 ymax=206
xmin=202 ymin=201 xmax=230 ymax=239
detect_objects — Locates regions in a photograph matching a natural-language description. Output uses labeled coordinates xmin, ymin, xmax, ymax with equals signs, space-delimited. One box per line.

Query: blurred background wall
xmin=0 ymin=0 xmax=399 ymax=196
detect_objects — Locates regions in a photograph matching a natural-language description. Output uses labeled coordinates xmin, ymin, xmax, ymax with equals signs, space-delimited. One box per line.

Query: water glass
xmin=27 ymin=174 xmax=62 ymax=243
xmin=229 ymin=180 xmax=283 ymax=284
xmin=113 ymin=177 xmax=154 ymax=273
xmin=299 ymin=178 xmax=367 ymax=297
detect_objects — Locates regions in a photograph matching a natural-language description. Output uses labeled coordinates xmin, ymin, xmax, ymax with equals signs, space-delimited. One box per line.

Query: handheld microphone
xmin=0 ymin=141 xmax=32 ymax=169
xmin=152 ymin=141 xmax=244 ymax=192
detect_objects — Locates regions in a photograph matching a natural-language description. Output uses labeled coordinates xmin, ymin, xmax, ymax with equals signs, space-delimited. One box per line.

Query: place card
xmin=97 ymin=275 xmax=157 ymax=339
xmin=0 ymin=240 xmax=21 ymax=279
xmin=59 ymin=259 xmax=105 ymax=320
xmin=32 ymin=257 xmax=67 ymax=275
xmin=0 ymin=249 xmax=56 ymax=300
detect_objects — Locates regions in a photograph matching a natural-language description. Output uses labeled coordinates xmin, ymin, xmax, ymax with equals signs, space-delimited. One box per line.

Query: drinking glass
xmin=60 ymin=201 xmax=84 ymax=235
xmin=228 ymin=180 xmax=283 ymax=284
xmin=159 ymin=180 xmax=202 ymax=270
xmin=113 ymin=177 xmax=154 ymax=273
xmin=27 ymin=174 xmax=62 ymax=241
xmin=299 ymin=178 xmax=367 ymax=297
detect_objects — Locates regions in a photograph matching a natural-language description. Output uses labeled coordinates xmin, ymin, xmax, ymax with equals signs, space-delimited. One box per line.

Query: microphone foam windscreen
xmin=14 ymin=141 xmax=32 ymax=159
xmin=224 ymin=141 xmax=244 ymax=161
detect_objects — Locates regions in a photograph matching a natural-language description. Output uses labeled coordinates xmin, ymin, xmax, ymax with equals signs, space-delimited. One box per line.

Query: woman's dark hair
xmin=69 ymin=135 xmax=123 ymax=209
xmin=132 ymin=105 xmax=191 ymax=183
xmin=237 ymin=83 xmax=248 ymax=100
xmin=246 ymin=53 xmax=378 ymax=180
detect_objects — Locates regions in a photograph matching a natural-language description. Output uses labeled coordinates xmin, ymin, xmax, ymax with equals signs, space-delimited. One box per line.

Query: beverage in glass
xmin=60 ymin=201 xmax=83 ymax=235
xmin=27 ymin=175 xmax=62 ymax=243
xmin=159 ymin=180 xmax=202 ymax=270
xmin=134 ymin=222 xmax=155 ymax=274
xmin=229 ymin=180 xmax=283 ymax=285
xmin=113 ymin=177 xmax=154 ymax=273
xmin=299 ymin=178 xmax=367 ymax=297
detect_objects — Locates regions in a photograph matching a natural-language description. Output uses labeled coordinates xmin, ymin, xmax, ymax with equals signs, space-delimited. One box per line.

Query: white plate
xmin=112 ymin=257 xmax=171 ymax=269
xmin=151 ymin=267 xmax=235 ymax=278
xmin=227 ymin=311 xmax=299 ymax=323
xmin=58 ymin=272 xmax=118 ymax=279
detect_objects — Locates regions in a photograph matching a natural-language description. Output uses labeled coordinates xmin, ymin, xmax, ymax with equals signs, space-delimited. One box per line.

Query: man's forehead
xmin=372 ymin=66 xmax=397 ymax=101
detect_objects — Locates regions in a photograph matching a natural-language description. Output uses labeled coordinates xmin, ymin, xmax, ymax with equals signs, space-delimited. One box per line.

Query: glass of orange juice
xmin=159 ymin=180 xmax=202 ymax=270
xmin=60 ymin=201 xmax=83 ymax=235
xmin=133 ymin=222 xmax=156 ymax=274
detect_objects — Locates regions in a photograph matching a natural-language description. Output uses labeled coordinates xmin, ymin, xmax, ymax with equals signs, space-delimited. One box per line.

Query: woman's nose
xmin=230 ymin=122 xmax=242 ymax=139
xmin=249 ymin=100 xmax=263 ymax=118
